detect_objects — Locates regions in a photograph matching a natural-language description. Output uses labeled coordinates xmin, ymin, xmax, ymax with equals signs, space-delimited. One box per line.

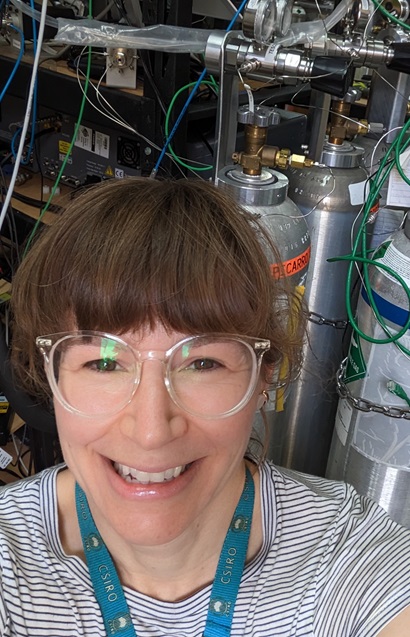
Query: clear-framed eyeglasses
xmin=36 ymin=331 xmax=271 ymax=419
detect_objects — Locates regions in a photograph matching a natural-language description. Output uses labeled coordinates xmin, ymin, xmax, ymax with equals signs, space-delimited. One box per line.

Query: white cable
xmin=11 ymin=433 xmax=29 ymax=476
xmin=76 ymin=63 xmax=136 ymax=133
xmin=237 ymin=69 xmax=254 ymax=113
xmin=76 ymin=63 xmax=208 ymax=176
xmin=0 ymin=0 xmax=48 ymax=233
xmin=368 ymin=126 xmax=402 ymax=174
xmin=76 ymin=53 xmax=211 ymax=174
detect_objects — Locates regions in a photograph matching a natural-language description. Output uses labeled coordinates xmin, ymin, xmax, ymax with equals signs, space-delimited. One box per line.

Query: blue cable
xmin=21 ymin=0 xmax=38 ymax=165
xmin=226 ymin=0 xmax=248 ymax=31
xmin=11 ymin=126 xmax=22 ymax=158
xmin=0 ymin=25 xmax=25 ymax=104
xmin=150 ymin=0 xmax=249 ymax=177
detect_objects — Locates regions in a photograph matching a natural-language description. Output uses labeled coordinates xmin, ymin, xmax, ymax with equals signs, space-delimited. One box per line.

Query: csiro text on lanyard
xmin=75 ymin=467 xmax=254 ymax=637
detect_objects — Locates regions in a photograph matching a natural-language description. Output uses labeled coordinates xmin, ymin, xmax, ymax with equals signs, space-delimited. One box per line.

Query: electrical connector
xmin=387 ymin=380 xmax=410 ymax=407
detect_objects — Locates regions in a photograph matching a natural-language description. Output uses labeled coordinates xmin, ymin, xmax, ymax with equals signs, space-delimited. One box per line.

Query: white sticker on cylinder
xmin=376 ymin=242 xmax=410 ymax=287
xmin=349 ymin=180 xmax=367 ymax=206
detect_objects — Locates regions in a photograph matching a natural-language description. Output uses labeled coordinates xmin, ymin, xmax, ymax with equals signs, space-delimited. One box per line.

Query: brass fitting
xmin=327 ymin=91 xmax=368 ymax=143
xmin=289 ymin=154 xmax=314 ymax=169
xmin=328 ymin=99 xmax=352 ymax=144
xmin=274 ymin=148 xmax=291 ymax=170
xmin=232 ymin=146 xmax=313 ymax=172
xmin=244 ymin=125 xmax=269 ymax=157
xmin=233 ymin=152 xmax=263 ymax=175
xmin=259 ymin=145 xmax=281 ymax=167
xmin=356 ymin=119 xmax=370 ymax=135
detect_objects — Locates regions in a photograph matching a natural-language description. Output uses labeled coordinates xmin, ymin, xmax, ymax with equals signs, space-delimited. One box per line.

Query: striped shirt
xmin=0 ymin=462 xmax=409 ymax=636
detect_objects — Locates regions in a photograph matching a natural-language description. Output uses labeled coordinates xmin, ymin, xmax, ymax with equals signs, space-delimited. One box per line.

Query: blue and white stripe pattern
xmin=0 ymin=462 xmax=409 ymax=636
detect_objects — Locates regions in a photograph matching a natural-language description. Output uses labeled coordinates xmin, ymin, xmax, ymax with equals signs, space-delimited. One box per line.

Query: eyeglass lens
xmin=50 ymin=335 xmax=257 ymax=417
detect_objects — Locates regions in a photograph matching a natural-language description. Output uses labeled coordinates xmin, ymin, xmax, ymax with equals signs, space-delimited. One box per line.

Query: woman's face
xmin=55 ymin=324 xmax=265 ymax=547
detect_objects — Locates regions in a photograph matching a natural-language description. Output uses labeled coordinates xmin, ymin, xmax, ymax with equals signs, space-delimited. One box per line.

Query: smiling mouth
xmin=114 ymin=462 xmax=189 ymax=484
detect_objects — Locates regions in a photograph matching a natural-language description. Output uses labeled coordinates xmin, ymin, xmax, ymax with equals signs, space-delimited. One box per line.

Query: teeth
xmin=114 ymin=462 xmax=186 ymax=484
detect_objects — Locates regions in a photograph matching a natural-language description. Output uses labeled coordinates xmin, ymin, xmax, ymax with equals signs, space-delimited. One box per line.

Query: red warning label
xmin=270 ymin=246 xmax=311 ymax=279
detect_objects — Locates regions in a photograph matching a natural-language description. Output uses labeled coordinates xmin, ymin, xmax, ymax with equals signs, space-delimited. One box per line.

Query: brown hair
xmin=11 ymin=177 xmax=304 ymax=402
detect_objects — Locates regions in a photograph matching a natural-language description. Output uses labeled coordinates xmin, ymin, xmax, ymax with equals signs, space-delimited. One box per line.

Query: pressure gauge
xmin=243 ymin=0 xmax=293 ymax=45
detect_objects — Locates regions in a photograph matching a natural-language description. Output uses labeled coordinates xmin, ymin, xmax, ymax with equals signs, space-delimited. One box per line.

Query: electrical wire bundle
xmin=1 ymin=0 xmax=410 ymax=249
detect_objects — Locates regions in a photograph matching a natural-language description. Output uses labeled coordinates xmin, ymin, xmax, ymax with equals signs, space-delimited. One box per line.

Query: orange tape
xmin=270 ymin=245 xmax=311 ymax=279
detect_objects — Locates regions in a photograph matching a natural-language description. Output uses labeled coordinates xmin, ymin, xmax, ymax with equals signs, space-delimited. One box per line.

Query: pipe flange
xmin=321 ymin=141 xmax=365 ymax=168
xmin=217 ymin=166 xmax=288 ymax=206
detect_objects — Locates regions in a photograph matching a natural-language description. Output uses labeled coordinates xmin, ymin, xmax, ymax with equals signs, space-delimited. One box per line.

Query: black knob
xmin=310 ymin=56 xmax=355 ymax=97
xmin=387 ymin=42 xmax=410 ymax=75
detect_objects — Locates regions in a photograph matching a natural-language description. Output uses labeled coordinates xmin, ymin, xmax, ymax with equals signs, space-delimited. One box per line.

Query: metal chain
xmin=308 ymin=312 xmax=348 ymax=329
xmin=336 ymin=359 xmax=410 ymax=420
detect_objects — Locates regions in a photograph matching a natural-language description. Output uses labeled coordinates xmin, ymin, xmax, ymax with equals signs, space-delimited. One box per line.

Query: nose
xmin=118 ymin=358 xmax=187 ymax=450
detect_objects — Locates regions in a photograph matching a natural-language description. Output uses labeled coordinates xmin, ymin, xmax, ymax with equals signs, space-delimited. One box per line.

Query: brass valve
xmin=232 ymin=104 xmax=313 ymax=174
xmin=327 ymin=88 xmax=371 ymax=143
xmin=232 ymin=146 xmax=313 ymax=172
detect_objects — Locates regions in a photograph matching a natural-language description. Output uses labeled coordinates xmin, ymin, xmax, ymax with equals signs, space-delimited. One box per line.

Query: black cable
xmin=0 ymin=188 xmax=64 ymax=214
xmin=139 ymin=52 xmax=168 ymax=117
xmin=13 ymin=123 xmax=61 ymax=155
xmin=112 ymin=0 xmax=128 ymax=21
xmin=197 ymin=131 xmax=214 ymax=158
xmin=0 ymin=152 xmax=13 ymax=169
xmin=20 ymin=448 xmax=31 ymax=461
xmin=0 ymin=217 xmax=16 ymax=275
xmin=0 ymin=166 xmax=14 ymax=247
xmin=17 ymin=449 xmax=31 ymax=478
xmin=0 ymin=166 xmax=21 ymax=269
xmin=8 ymin=198 xmax=21 ymax=266
xmin=0 ymin=467 xmax=23 ymax=481
xmin=33 ymin=133 xmax=45 ymax=208
xmin=10 ymin=433 xmax=30 ymax=477
xmin=28 ymin=451 xmax=33 ymax=476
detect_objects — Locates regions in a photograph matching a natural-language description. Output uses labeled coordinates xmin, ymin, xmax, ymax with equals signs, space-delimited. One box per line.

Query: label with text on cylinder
xmin=270 ymin=246 xmax=311 ymax=280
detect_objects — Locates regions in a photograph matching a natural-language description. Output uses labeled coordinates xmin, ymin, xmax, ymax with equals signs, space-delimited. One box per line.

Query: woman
xmin=3 ymin=177 xmax=410 ymax=636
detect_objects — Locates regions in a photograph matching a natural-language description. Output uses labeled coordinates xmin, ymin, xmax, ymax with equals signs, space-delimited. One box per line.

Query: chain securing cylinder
xmin=308 ymin=312 xmax=348 ymax=329
xmin=336 ymin=358 xmax=410 ymax=419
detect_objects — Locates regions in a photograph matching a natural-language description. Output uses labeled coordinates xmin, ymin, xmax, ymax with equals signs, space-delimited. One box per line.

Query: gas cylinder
xmin=270 ymin=140 xmax=370 ymax=476
xmin=217 ymin=165 xmax=310 ymax=288
xmin=358 ymin=134 xmax=405 ymax=248
xmin=217 ymin=164 xmax=310 ymax=458
xmin=326 ymin=216 xmax=410 ymax=528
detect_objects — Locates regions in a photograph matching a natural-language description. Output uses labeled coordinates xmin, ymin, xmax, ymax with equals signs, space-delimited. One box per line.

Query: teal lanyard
xmin=75 ymin=467 xmax=254 ymax=637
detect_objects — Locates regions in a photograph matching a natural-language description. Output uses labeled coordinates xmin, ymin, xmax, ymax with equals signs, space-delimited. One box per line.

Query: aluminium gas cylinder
xmin=217 ymin=165 xmax=310 ymax=288
xmin=217 ymin=165 xmax=310 ymax=463
xmin=270 ymin=141 xmax=370 ymax=476
xmin=327 ymin=215 xmax=410 ymax=528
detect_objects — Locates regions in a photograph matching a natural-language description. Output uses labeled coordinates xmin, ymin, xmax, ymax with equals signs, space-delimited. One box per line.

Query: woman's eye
xmin=188 ymin=358 xmax=221 ymax=371
xmin=85 ymin=358 xmax=118 ymax=372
